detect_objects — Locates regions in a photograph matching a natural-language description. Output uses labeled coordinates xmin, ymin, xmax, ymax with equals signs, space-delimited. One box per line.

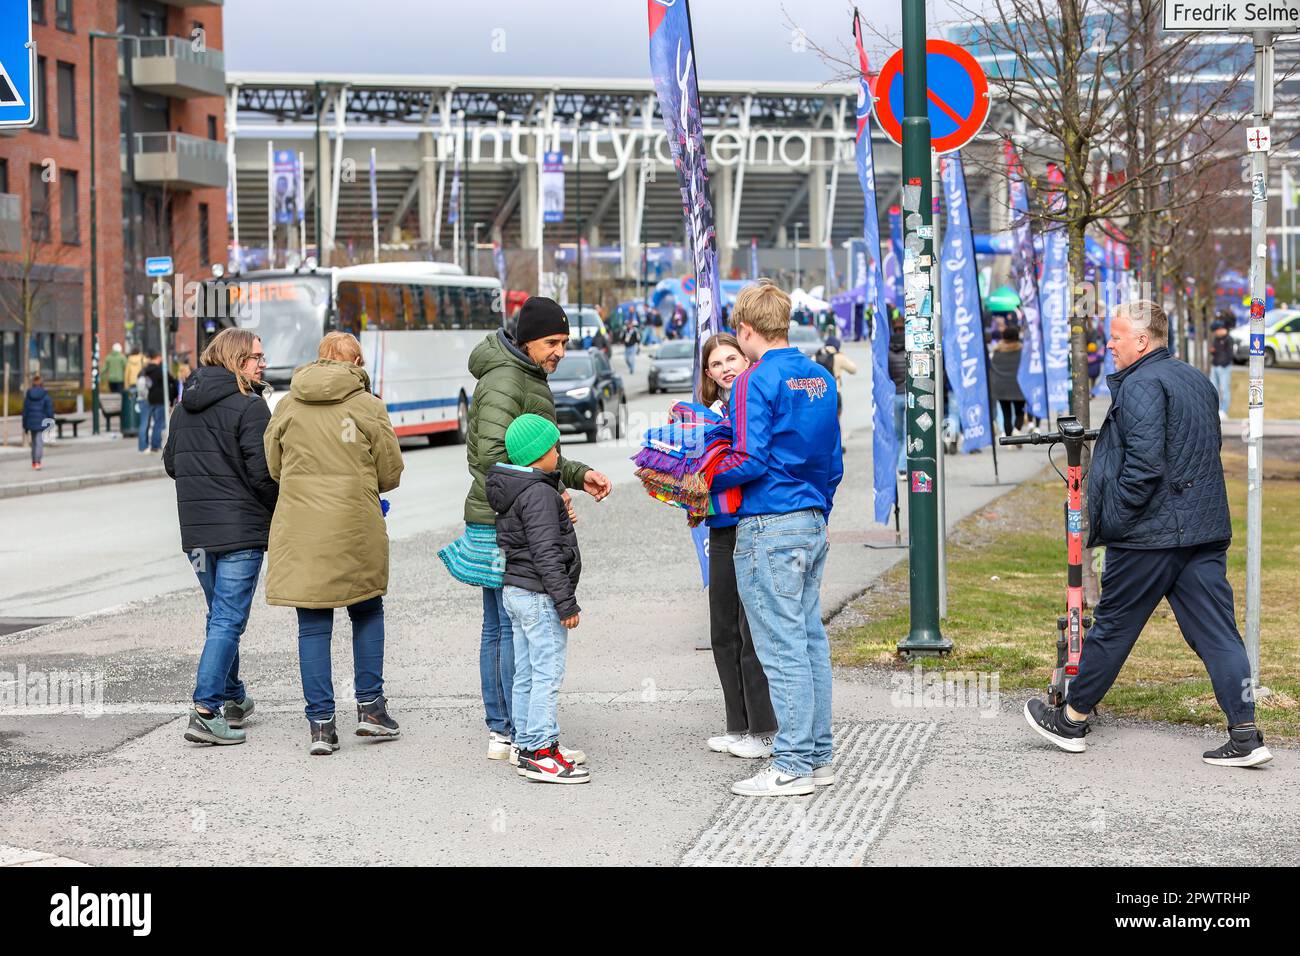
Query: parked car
xmin=549 ymin=350 xmax=627 ymax=443
xmin=788 ymin=323 xmax=824 ymax=357
xmin=648 ymin=339 xmax=696 ymax=394
xmin=1230 ymin=310 xmax=1300 ymax=366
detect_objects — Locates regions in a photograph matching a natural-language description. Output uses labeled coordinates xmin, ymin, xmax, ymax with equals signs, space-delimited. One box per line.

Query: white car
xmin=1229 ymin=310 xmax=1300 ymax=367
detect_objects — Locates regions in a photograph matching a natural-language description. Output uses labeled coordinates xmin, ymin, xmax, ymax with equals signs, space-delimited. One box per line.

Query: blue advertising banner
xmin=1006 ymin=142 xmax=1049 ymax=420
xmin=1039 ymin=178 xmax=1071 ymax=413
xmin=648 ymin=0 xmax=723 ymax=361
xmin=854 ymin=11 xmax=897 ymax=524
xmin=938 ymin=155 xmax=991 ymax=453
xmin=886 ymin=204 xmax=904 ymax=310
xmin=750 ymin=236 xmax=759 ymax=280
xmin=272 ymin=150 xmax=300 ymax=226
xmin=649 ymin=0 xmax=723 ymax=585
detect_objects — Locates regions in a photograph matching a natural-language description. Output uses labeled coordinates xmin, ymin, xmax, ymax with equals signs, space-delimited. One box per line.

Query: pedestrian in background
xmin=103 ymin=343 xmax=127 ymax=394
xmin=22 ymin=374 xmax=54 ymax=471
xmin=622 ymin=322 xmax=641 ymax=374
xmin=264 ymin=331 xmax=405 ymax=756
xmin=1209 ymin=321 xmax=1234 ymax=420
xmin=989 ymin=326 xmax=1026 ymax=437
xmin=440 ymin=296 xmax=609 ymax=765
xmin=1025 ymin=300 xmax=1271 ymax=768
xmin=697 ymin=333 xmax=778 ymax=760
xmin=137 ymin=350 xmax=173 ymax=454
xmin=124 ymin=345 xmax=145 ymax=392
xmin=486 ymin=414 xmax=590 ymax=784
xmin=712 ymin=281 xmax=844 ymax=797
xmin=164 ymin=328 xmax=278 ymax=746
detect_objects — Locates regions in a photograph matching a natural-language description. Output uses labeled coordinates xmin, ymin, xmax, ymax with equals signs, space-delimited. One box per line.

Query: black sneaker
xmin=223 ymin=695 xmax=255 ymax=728
xmin=1024 ymin=698 xmax=1089 ymax=753
xmin=310 ymin=718 xmax=340 ymax=756
xmin=1203 ymin=726 xmax=1273 ymax=768
xmin=356 ymin=695 xmax=400 ymax=737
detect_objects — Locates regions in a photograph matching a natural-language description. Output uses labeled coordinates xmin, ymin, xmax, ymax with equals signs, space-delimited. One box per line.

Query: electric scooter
xmin=1000 ymin=416 xmax=1099 ymax=706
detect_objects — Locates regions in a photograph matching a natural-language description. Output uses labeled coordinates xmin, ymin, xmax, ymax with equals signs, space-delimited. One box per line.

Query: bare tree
xmin=0 ymin=202 xmax=76 ymax=391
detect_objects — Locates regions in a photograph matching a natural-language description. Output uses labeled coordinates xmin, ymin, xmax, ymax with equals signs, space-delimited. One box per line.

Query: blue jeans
xmin=502 ymin=585 xmax=568 ymax=752
xmin=624 ymin=345 xmax=637 ymax=374
xmin=138 ymin=402 xmax=165 ymax=451
xmin=733 ymin=510 xmax=832 ymax=777
xmin=893 ymin=393 xmax=907 ymax=472
xmin=296 ymin=596 xmax=386 ymax=722
xmin=480 ymin=587 xmax=515 ymax=736
xmin=192 ymin=549 xmax=264 ymax=712
xmin=1210 ymin=365 xmax=1232 ymax=416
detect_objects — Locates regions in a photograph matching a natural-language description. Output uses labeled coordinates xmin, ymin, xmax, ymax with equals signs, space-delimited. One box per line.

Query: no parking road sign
xmin=0 ymin=1 xmax=37 ymax=130
xmin=872 ymin=39 xmax=990 ymax=155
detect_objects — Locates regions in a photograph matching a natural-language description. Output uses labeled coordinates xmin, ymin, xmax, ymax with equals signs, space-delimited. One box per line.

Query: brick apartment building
xmin=0 ymin=0 xmax=228 ymax=392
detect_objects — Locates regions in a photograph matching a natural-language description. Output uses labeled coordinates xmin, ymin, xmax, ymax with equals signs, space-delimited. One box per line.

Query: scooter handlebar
xmin=997 ymin=428 xmax=1100 ymax=447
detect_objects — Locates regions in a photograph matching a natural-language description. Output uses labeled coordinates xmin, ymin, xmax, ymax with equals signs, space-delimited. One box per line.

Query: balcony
xmin=133 ymin=132 xmax=227 ymax=191
xmin=131 ymin=37 xmax=225 ymax=99
xmin=0 ymin=194 xmax=20 ymax=253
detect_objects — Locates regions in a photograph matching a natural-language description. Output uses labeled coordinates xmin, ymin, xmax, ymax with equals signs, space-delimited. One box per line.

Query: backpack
xmin=815 ymin=347 xmax=836 ymax=376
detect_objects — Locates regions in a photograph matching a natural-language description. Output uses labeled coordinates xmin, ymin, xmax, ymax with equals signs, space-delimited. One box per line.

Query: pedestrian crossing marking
xmin=681 ymin=720 xmax=937 ymax=867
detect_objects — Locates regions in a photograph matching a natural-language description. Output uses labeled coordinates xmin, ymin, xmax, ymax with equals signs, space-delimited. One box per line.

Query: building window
xmin=60 ymin=170 xmax=79 ymax=243
xmin=32 ymin=57 xmax=47 ymax=134
xmin=56 ymin=62 xmax=76 ymax=139
xmin=0 ymin=158 xmax=8 ymax=194
xmin=29 ymin=165 xmax=50 ymax=242
xmin=32 ymin=1 xmax=45 ymax=25
xmin=198 ymin=203 xmax=210 ymax=266
xmin=139 ymin=7 xmax=164 ymax=38
xmin=56 ymin=0 xmax=73 ymax=32
xmin=206 ymin=115 xmax=218 ymax=140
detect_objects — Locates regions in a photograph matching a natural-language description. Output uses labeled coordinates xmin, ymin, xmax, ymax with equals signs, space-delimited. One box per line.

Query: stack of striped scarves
xmin=632 ymin=402 xmax=742 ymax=526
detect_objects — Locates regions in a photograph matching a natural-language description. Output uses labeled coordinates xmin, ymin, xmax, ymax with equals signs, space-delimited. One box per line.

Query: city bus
xmin=200 ymin=262 xmax=504 ymax=443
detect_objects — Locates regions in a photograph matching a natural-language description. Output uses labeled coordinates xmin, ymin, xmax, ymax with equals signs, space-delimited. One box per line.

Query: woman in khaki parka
xmin=264 ymin=331 xmax=404 ymax=756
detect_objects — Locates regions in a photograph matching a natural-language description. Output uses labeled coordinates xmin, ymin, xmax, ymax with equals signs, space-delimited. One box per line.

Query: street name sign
xmin=1163 ymin=2 xmax=1300 ymax=31
xmin=145 ymin=256 xmax=174 ymax=277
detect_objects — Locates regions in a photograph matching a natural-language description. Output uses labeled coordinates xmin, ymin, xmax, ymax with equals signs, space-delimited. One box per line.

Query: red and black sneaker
xmin=518 ymin=744 xmax=591 ymax=784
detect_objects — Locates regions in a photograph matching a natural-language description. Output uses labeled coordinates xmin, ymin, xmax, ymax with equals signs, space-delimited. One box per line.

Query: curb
xmin=0 ymin=466 xmax=165 ymax=499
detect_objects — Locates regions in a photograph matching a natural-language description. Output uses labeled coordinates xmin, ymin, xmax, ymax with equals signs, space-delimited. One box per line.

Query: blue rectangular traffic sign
xmin=0 ymin=1 xmax=35 ymax=129
xmin=145 ymin=256 xmax=174 ymax=277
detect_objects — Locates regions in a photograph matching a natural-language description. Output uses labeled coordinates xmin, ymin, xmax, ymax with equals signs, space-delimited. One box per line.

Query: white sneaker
xmin=487 ymin=731 xmax=512 ymax=760
xmin=707 ymin=732 xmax=745 ymax=753
xmin=727 ymin=732 xmax=774 ymax=759
xmin=731 ymin=765 xmax=814 ymax=797
xmin=812 ymin=765 xmax=835 ymax=787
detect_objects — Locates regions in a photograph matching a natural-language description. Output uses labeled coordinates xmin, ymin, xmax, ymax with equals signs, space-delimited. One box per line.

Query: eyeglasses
xmin=248 ymin=353 xmax=268 ymax=366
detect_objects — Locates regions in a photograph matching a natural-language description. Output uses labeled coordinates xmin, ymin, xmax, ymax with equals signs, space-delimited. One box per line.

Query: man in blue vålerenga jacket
xmin=1024 ymin=299 xmax=1272 ymax=768
xmin=710 ymin=280 xmax=845 ymax=798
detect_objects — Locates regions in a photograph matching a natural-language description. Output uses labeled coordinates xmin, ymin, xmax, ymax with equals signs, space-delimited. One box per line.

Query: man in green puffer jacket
xmin=449 ymin=296 xmax=611 ymax=763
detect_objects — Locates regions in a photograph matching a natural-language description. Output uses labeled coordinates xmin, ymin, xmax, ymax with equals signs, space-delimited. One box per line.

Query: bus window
xmin=421 ymin=285 xmax=440 ymax=329
xmin=376 ymin=284 xmax=401 ymax=331
xmin=407 ymin=285 xmax=426 ymax=330
xmin=445 ymin=286 xmax=466 ymax=329
xmin=467 ymin=287 xmax=495 ymax=330
xmin=336 ymin=282 xmax=364 ymax=336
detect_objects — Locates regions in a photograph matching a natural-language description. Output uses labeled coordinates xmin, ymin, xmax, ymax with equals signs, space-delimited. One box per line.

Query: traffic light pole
xmin=897 ymin=0 xmax=950 ymax=656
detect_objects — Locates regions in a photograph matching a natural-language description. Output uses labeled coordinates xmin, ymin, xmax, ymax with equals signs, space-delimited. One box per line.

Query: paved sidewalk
xmin=0 ymin=412 xmax=1292 ymax=867
xmin=0 ymin=431 xmax=165 ymax=498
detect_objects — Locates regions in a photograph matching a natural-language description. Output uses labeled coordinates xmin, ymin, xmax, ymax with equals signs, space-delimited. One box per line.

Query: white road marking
xmin=682 ymin=721 xmax=937 ymax=867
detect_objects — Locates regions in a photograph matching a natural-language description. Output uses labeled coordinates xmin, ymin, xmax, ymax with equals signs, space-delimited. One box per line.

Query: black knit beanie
xmin=514 ymin=297 xmax=570 ymax=345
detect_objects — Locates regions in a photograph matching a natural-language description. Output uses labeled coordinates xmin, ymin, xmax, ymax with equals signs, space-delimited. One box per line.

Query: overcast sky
xmin=223 ymin=1 xmax=965 ymax=82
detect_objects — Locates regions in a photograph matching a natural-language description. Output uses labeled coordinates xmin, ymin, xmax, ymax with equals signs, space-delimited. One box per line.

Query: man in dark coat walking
xmin=1024 ymin=300 xmax=1271 ymax=768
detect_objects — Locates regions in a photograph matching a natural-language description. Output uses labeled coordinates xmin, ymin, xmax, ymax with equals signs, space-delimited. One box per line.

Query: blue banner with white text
xmin=939 ymin=155 xmax=991 ymax=453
